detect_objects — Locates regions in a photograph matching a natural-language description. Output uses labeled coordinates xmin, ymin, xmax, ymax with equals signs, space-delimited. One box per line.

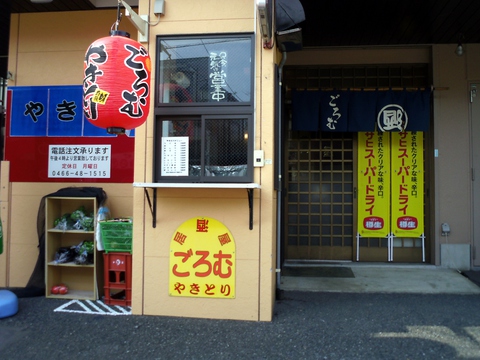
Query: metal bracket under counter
xmin=133 ymin=183 xmax=261 ymax=230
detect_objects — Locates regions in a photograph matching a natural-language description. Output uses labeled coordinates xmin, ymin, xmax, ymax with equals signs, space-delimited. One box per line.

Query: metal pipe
xmin=276 ymin=51 xmax=287 ymax=294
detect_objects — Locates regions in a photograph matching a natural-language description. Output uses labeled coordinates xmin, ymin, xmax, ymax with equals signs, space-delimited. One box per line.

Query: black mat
xmin=461 ymin=270 xmax=480 ymax=287
xmin=0 ymin=286 xmax=44 ymax=298
xmin=282 ymin=266 xmax=355 ymax=278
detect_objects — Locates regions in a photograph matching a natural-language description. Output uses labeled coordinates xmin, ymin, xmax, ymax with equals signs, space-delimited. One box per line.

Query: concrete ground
xmin=279 ymin=263 xmax=480 ymax=294
xmin=1 ymin=264 xmax=480 ymax=359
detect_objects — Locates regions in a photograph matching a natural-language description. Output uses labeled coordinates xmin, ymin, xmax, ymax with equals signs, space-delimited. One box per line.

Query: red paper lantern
xmin=83 ymin=31 xmax=151 ymax=134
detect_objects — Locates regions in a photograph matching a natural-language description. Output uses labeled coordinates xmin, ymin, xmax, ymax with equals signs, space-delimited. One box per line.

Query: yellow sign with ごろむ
xmin=169 ymin=217 xmax=235 ymax=298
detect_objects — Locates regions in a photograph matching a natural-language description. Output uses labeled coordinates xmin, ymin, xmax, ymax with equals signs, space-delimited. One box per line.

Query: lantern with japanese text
xmin=83 ymin=31 xmax=151 ymax=134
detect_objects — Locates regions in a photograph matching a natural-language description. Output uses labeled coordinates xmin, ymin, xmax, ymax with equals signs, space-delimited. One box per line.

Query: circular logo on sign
xmin=377 ymin=104 xmax=408 ymax=132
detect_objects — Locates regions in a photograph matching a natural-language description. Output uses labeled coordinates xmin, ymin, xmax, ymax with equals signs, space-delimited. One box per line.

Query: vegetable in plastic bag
xmin=70 ymin=206 xmax=86 ymax=221
xmin=53 ymin=213 xmax=74 ymax=231
xmin=53 ymin=206 xmax=94 ymax=231
xmin=53 ymin=246 xmax=76 ymax=264
xmin=74 ymin=240 xmax=94 ymax=265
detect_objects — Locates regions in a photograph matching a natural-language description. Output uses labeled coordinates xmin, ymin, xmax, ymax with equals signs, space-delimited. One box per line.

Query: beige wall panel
xmin=17 ymin=11 xmax=137 ymax=53
xmin=15 ymin=51 xmax=86 ymax=86
xmin=144 ymin=135 xmax=154 ymax=180
xmin=286 ymin=47 xmax=431 ymax=66
xmin=432 ymin=45 xmax=472 ymax=254
xmin=131 ymin=194 xmax=145 ymax=315
xmin=160 ymin=0 xmax=252 ymax=21
xmin=101 ymin=184 xmax=134 ymax=217
xmin=256 ymin=94 xmax=275 ymax=171
xmin=256 ymin=36 xmax=277 ymax=321
xmin=11 ymin=182 xmax=132 ymax=200
xmin=9 ymin=10 xmax=136 ymax=87
xmin=5 ymin=10 xmax=137 ymax=286
xmin=143 ymin=256 xmax=259 ymax=320
xmin=0 ymin=162 xmax=10 ymax=287
xmin=0 ymin=162 xmax=10 ymax=203
xmin=147 ymin=0 xmax=253 ymax=36
xmin=133 ymin=0 xmax=270 ymax=320
xmin=0 ymin=209 xmax=7 ymax=287
xmin=134 ymin=123 xmax=152 ymax=183
xmin=132 ymin=188 xmax=147 ymax=315
xmin=147 ymin=193 xmax=260 ymax=260
xmin=8 ymin=244 xmax=41 ymax=286
xmin=7 ymin=182 xmax=132 ymax=286
xmin=131 ymin=255 xmax=144 ymax=314
xmin=10 ymin=194 xmax=39 ymax=246
xmin=153 ymin=20 xmax=253 ymax=36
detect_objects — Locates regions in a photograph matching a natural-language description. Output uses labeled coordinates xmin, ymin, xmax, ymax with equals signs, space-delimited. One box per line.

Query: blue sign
xmin=47 ymin=86 xmax=84 ymax=136
xmin=9 ymin=85 xmax=135 ymax=137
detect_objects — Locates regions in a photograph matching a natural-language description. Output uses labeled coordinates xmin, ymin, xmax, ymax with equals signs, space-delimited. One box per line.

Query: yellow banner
xmin=169 ymin=217 xmax=235 ymax=298
xmin=357 ymin=132 xmax=390 ymax=237
xmin=391 ymin=132 xmax=424 ymax=237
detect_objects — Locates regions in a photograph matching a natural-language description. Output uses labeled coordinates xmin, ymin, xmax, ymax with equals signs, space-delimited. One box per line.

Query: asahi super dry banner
xmin=357 ymin=131 xmax=424 ymax=238
xmin=358 ymin=132 xmax=390 ymax=237
xmin=391 ymin=132 xmax=424 ymax=237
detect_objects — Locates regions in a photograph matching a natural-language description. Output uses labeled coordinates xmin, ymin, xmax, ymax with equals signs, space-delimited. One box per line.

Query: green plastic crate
xmin=100 ymin=220 xmax=132 ymax=253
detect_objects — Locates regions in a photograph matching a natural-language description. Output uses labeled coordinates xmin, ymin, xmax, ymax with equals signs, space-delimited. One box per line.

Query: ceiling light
xmin=455 ymin=33 xmax=465 ymax=56
xmin=455 ymin=43 xmax=464 ymax=56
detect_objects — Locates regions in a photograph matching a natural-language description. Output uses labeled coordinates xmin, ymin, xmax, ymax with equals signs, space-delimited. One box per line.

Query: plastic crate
xmin=100 ymin=219 xmax=133 ymax=253
xmin=103 ymin=252 xmax=132 ymax=307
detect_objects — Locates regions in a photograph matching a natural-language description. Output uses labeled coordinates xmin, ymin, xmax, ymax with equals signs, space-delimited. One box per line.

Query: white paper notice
xmin=48 ymin=144 xmax=111 ymax=178
xmin=161 ymin=137 xmax=189 ymax=176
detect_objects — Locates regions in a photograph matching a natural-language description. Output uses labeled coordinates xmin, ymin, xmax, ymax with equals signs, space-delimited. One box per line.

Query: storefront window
xmin=157 ymin=35 xmax=253 ymax=105
xmin=155 ymin=34 xmax=254 ymax=183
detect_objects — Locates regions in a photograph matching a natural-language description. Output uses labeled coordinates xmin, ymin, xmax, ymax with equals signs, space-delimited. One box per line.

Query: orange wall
xmin=1 ymin=10 xmax=137 ymax=287
xmin=4 ymin=1 xmax=480 ymax=320
xmin=131 ymin=0 xmax=278 ymax=321
xmin=2 ymin=1 xmax=279 ymax=322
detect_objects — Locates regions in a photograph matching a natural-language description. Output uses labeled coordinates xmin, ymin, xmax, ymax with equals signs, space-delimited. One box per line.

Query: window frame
xmin=154 ymin=33 xmax=255 ymax=184
xmin=155 ymin=33 xmax=255 ymax=109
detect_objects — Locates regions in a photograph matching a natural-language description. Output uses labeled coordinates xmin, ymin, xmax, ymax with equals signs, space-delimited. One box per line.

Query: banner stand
xmin=357 ymin=232 xmax=425 ymax=263
xmin=389 ymin=233 xmax=426 ymax=262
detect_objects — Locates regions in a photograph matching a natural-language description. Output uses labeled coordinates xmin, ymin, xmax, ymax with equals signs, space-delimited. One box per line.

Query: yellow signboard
xmin=391 ymin=131 xmax=424 ymax=237
xmin=169 ymin=217 xmax=235 ymax=298
xmin=357 ymin=132 xmax=390 ymax=237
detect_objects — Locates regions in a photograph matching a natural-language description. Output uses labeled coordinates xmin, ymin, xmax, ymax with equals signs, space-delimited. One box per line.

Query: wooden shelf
xmin=47 ymin=229 xmax=95 ymax=234
xmin=45 ymin=197 xmax=103 ymax=300
xmin=47 ymin=261 xmax=95 ymax=268
xmin=47 ymin=289 xmax=95 ymax=301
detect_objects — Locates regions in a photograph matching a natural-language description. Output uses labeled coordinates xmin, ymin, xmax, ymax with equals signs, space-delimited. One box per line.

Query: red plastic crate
xmin=103 ymin=252 xmax=132 ymax=306
xmin=103 ymin=288 xmax=132 ymax=306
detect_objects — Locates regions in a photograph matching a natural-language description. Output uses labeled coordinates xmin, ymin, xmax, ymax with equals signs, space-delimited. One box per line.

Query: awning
xmin=276 ymin=0 xmax=305 ymax=31
xmin=291 ymin=89 xmax=432 ymax=132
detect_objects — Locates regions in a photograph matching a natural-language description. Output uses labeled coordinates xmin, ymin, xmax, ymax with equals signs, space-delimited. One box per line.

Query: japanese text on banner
xmin=391 ymin=132 xmax=424 ymax=237
xmin=357 ymin=132 xmax=390 ymax=237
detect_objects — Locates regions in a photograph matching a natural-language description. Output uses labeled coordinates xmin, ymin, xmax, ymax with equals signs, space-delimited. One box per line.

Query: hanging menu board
xmin=161 ymin=137 xmax=189 ymax=176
